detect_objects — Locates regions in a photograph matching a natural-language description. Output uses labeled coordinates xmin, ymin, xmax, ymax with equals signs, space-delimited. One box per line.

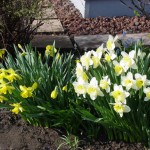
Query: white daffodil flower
xmin=133 ymin=73 xmax=150 ymax=90
xmin=137 ymin=49 xmax=146 ymax=59
xmin=144 ymin=87 xmax=150 ymax=101
xmin=110 ymin=84 xmax=130 ymax=104
xmin=120 ymin=50 xmax=137 ymax=72
xmin=104 ymin=52 xmax=117 ymax=63
xmin=112 ymin=102 xmax=131 ymax=117
xmin=87 ymin=77 xmax=104 ymax=100
xmin=99 ymin=76 xmax=111 ymax=93
xmin=73 ymin=78 xmax=88 ymax=98
xmin=113 ymin=61 xmax=124 ymax=76
xmin=106 ymin=35 xmax=118 ymax=51
xmin=91 ymin=51 xmax=101 ymax=68
xmin=75 ymin=63 xmax=88 ymax=82
xmin=121 ymin=72 xmax=135 ymax=91
xmin=80 ymin=51 xmax=93 ymax=70
xmin=96 ymin=43 xmax=106 ymax=55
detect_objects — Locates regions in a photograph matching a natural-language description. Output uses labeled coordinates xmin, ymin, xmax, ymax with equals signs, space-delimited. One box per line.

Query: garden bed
xmin=50 ymin=0 xmax=150 ymax=36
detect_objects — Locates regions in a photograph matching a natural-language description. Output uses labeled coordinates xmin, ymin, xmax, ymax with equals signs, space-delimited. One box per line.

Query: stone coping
xmin=74 ymin=33 xmax=150 ymax=49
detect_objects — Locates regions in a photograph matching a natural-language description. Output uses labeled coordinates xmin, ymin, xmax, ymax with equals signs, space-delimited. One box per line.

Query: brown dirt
xmin=49 ymin=0 xmax=150 ymax=36
xmin=0 ymin=109 xmax=147 ymax=150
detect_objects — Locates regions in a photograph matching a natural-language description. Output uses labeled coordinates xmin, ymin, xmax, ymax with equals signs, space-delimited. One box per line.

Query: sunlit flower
xmin=51 ymin=87 xmax=58 ymax=99
xmin=0 ymin=69 xmax=6 ymax=79
xmin=112 ymin=102 xmax=131 ymax=117
xmin=104 ymin=52 xmax=116 ymax=63
xmin=0 ymin=82 xmax=14 ymax=94
xmin=144 ymin=87 xmax=150 ymax=101
xmin=121 ymin=72 xmax=134 ymax=91
xmin=106 ymin=35 xmax=118 ymax=51
xmin=99 ymin=76 xmax=111 ymax=93
xmin=120 ymin=50 xmax=137 ymax=72
xmin=10 ymin=103 xmax=23 ymax=114
xmin=20 ymin=82 xmax=38 ymax=98
xmin=5 ymin=68 xmax=22 ymax=82
xmin=80 ymin=51 xmax=93 ymax=70
xmin=0 ymin=95 xmax=7 ymax=103
xmin=62 ymin=85 xmax=67 ymax=92
xmin=45 ymin=45 xmax=57 ymax=57
xmin=113 ymin=61 xmax=124 ymax=76
xmin=73 ymin=78 xmax=88 ymax=98
xmin=96 ymin=44 xmax=105 ymax=55
xmin=75 ymin=63 xmax=88 ymax=82
xmin=91 ymin=51 xmax=101 ymax=68
xmin=110 ymin=84 xmax=129 ymax=104
xmin=133 ymin=73 xmax=150 ymax=90
xmin=87 ymin=77 xmax=104 ymax=100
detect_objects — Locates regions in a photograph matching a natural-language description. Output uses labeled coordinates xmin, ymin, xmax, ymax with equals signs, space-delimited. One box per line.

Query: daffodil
xmin=96 ymin=43 xmax=105 ymax=55
xmin=104 ymin=52 xmax=116 ymax=63
xmin=121 ymin=72 xmax=134 ymax=91
xmin=110 ymin=84 xmax=129 ymax=104
xmin=113 ymin=61 xmax=124 ymax=76
xmin=62 ymin=85 xmax=67 ymax=92
xmin=120 ymin=50 xmax=137 ymax=72
xmin=10 ymin=103 xmax=23 ymax=114
xmin=73 ymin=78 xmax=88 ymax=98
xmin=75 ymin=63 xmax=88 ymax=82
xmin=144 ymin=87 xmax=150 ymax=101
xmin=20 ymin=82 xmax=38 ymax=98
xmin=112 ymin=102 xmax=131 ymax=117
xmin=0 ymin=82 xmax=14 ymax=94
xmin=99 ymin=76 xmax=111 ymax=93
xmin=56 ymin=52 xmax=60 ymax=59
xmin=91 ymin=51 xmax=101 ymax=68
xmin=106 ymin=35 xmax=118 ymax=51
xmin=87 ymin=77 xmax=104 ymax=100
xmin=80 ymin=51 xmax=93 ymax=70
xmin=0 ymin=69 xmax=6 ymax=80
xmin=0 ymin=49 xmax=5 ymax=58
xmin=51 ymin=87 xmax=58 ymax=99
xmin=45 ymin=45 xmax=57 ymax=57
xmin=133 ymin=73 xmax=150 ymax=90
xmin=0 ymin=95 xmax=7 ymax=103
xmin=5 ymin=68 xmax=22 ymax=82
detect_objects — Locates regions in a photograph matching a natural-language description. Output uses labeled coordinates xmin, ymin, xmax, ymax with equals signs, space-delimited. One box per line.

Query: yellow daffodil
xmin=80 ymin=51 xmax=93 ymax=70
xmin=51 ymin=87 xmax=58 ymax=99
xmin=5 ymin=68 xmax=22 ymax=82
xmin=121 ymin=72 xmax=134 ymax=91
xmin=0 ymin=69 xmax=6 ymax=80
xmin=45 ymin=45 xmax=57 ymax=57
xmin=0 ymin=95 xmax=7 ymax=103
xmin=62 ymin=85 xmax=67 ymax=92
xmin=0 ymin=49 xmax=5 ymax=58
xmin=73 ymin=78 xmax=87 ymax=98
xmin=112 ymin=102 xmax=131 ymax=117
xmin=0 ymin=82 xmax=14 ymax=94
xmin=99 ymin=76 xmax=111 ymax=93
xmin=144 ymin=87 xmax=150 ymax=101
xmin=20 ymin=82 xmax=38 ymax=98
xmin=56 ymin=52 xmax=60 ymax=59
xmin=110 ymin=84 xmax=129 ymax=104
xmin=87 ymin=77 xmax=104 ymax=100
xmin=10 ymin=103 xmax=23 ymax=114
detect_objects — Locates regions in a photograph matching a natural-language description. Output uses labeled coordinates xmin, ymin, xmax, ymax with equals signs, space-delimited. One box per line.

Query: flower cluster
xmin=73 ymin=35 xmax=150 ymax=117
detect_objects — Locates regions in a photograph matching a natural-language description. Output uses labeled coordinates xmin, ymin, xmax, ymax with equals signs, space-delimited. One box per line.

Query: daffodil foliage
xmin=0 ymin=44 xmax=78 ymax=132
xmin=73 ymin=35 xmax=150 ymax=145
